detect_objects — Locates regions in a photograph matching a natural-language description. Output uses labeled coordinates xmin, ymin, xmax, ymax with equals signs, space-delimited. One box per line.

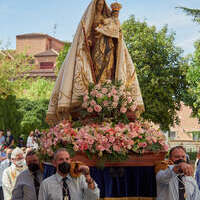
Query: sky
xmin=0 ymin=0 xmax=199 ymax=55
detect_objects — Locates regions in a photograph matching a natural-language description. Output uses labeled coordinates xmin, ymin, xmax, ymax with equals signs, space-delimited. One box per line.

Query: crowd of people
xmin=0 ymin=130 xmax=200 ymax=200
xmin=0 ymin=130 xmax=100 ymax=200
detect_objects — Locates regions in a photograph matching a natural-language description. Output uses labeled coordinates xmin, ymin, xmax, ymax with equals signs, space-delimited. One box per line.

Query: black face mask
xmin=28 ymin=163 xmax=40 ymax=172
xmin=58 ymin=162 xmax=71 ymax=174
xmin=174 ymin=159 xmax=186 ymax=165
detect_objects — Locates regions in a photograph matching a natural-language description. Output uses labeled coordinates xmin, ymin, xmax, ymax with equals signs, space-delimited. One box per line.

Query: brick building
xmin=16 ymin=33 xmax=66 ymax=79
xmin=168 ymin=102 xmax=200 ymax=152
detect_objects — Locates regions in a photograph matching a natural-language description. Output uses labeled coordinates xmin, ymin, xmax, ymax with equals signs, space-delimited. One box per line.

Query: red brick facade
xmin=16 ymin=33 xmax=65 ymax=79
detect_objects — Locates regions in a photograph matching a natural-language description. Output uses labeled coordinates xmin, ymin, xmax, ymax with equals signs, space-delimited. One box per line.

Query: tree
xmin=121 ymin=16 xmax=188 ymax=130
xmin=16 ymin=99 xmax=49 ymax=138
xmin=177 ymin=7 xmax=200 ymax=24
xmin=183 ymin=40 xmax=200 ymax=119
xmin=0 ymin=51 xmax=32 ymax=98
xmin=0 ymin=95 xmax=23 ymax=138
xmin=16 ymin=78 xmax=55 ymax=101
xmin=55 ymin=42 xmax=71 ymax=74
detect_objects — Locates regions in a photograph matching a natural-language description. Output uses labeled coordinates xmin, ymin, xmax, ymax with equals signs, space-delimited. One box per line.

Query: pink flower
xmin=91 ymin=90 xmax=97 ymax=97
xmin=90 ymin=100 xmax=96 ymax=106
xmin=138 ymin=142 xmax=147 ymax=148
xmin=120 ymin=107 xmax=127 ymax=113
xmin=113 ymin=95 xmax=119 ymax=102
xmin=111 ymin=88 xmax=117 ymax=95
xmin=83 ymin=95 xmax=89 ymax=102
xmin=96 ymin=93 xmax=103 ymax=98
xmin=102 ymin=88 xmax=108 ymax=94
xmin=87 ymin=107 xmax=93 ymax=113
xmin=94 ymin=105 xmax=102 ymax=112
xmin=113 ymin=145 xmax=121 ymax=152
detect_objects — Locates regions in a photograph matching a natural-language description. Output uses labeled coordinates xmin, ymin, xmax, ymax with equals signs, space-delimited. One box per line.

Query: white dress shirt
xmin=11 ymin=168 xmax=43 ymax=200
xmin=156 ymin=165 xmax=200 ymax=200
xmin=38 ymin=172 xmax=100 ymax=200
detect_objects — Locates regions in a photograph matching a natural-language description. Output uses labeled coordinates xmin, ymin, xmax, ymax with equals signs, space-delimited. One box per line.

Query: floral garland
xmin=37 ymin=120 xmax=168 ymax=161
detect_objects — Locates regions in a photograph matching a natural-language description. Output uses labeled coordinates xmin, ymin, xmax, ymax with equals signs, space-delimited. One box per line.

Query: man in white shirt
xmin=12 ymin=150 xmax=43 ymax=200
xmin=156 ymin=146 xmax=200 ymax=200
xmin=38 ymin=148 xmax=100 ymax=200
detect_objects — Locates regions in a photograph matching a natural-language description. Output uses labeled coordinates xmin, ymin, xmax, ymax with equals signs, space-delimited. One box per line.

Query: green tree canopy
xmin=122 ymin=16 xmax=188 ymax=130
xmin=16 ymin=98 xmax=49 ymax=137
xmin=0 ymin=51 xmax=32 ymax=98
xmin=55 ymin=42 xmax=71 ymax=74
xmin=16 ymin=78 xmax=55 ymax=101
xmin=183 ymin=40 xmax=200 ymax=119
xmin=177 ymin=7 xmax=200 ymax=24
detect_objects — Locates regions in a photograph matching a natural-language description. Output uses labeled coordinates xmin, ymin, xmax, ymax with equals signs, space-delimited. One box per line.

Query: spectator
xmin=38 ymin=148 xmax=100 ymax=200
xmin=17 ymin=135 xmax=25 ymax=148
xmin=5 ymin=131 xmax=14 ymax=149
xmin=26 ymin=131 xmax=38 ymax=149
xmin=2 ymin=147 xmax=26 ymax=200
xmin=0 ymin=148 xmax=12 ymax=200
xmin=156 ymin=146 xmax=200 ymax=200
xmin=195 ymin=151 xmax=200 ymax=190
xmin=0 ymin=131 xmax=5 ymax=146
xmin=12 ymin=150 xmax=43 ymax=200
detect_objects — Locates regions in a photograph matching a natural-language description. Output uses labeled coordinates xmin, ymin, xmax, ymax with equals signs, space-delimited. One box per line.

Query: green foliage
xmin=177 ymin=7 xmax=200 ymax=24
xmin=121 ymin=16 xmax=188 ymax=130
xmin=0 ymin=52 xmax=32 ymax=98
xmin=16 ymin=99 xmax=49 ymax=138
xmin=55 ymin=42 xmax=71 ymax=74
xmin=0 ymin=95 xmax=23 ymax=138
xmin=184 ymin=40 xmax=200 ymax=119
xmin=16 ymin=78 xmax=55 ymax=101
xmin=187 ymin=151 xmax=197 ymax=161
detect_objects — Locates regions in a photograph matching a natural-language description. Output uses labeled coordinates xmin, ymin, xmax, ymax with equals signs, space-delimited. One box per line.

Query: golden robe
xmin=46 ymin=0 xmax=144 ymax=124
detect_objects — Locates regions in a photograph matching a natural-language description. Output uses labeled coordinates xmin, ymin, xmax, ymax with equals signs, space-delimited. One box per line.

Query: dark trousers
xmin=0 ymin=186 xmax=4 ymax=200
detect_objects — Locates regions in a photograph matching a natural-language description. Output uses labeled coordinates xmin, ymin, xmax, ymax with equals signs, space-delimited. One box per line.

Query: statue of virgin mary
xmin=46 ymin=0 xmax=144 ymax=124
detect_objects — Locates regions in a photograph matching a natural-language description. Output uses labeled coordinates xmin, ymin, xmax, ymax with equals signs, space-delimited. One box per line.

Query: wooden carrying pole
xmin=81 ymin=20 xmax=96 ymax=84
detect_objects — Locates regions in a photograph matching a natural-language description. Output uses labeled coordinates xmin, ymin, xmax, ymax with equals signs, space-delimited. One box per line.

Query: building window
xmin=40 ymin=62 xmax=54 ymax=69
xmin=169 ymin=131 xmax=176 ymax=140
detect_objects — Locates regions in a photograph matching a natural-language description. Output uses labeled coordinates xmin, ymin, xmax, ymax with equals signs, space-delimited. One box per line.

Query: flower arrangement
xmin=37 ymin=81 xmax=168 ymax=163
xmin=37 ymin=120 xmax=168 ymax=162
xmin=79 ymin=80 xmax=137 ymax=123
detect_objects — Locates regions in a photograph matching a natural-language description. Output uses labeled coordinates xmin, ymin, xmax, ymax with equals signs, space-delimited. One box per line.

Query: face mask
xmin=174 ymin=159 xmax=185 ymax=165
xmin=15 ymin=159 xmax=25 ymax=167
xmin=28 ymin=163 xmax=40 ymax=172
xmin=58 ymin=162 xmax=71 ymax=174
